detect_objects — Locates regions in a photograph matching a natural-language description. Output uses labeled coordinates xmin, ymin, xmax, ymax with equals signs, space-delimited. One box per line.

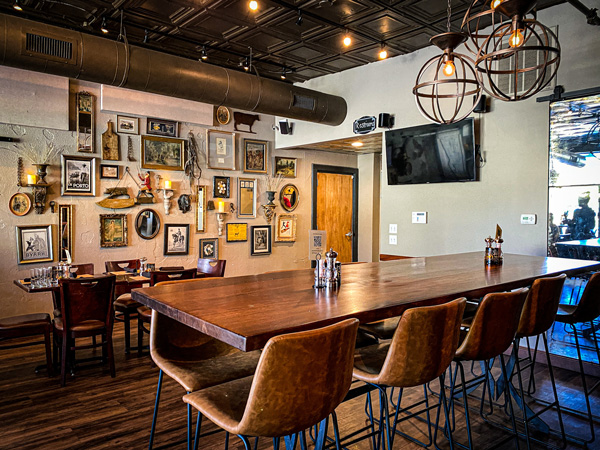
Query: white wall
xmin=277 ymin=2 xmax=600 ymax=257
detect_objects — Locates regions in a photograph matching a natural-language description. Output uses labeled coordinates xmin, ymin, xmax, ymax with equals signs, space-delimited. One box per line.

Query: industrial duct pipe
xmin=0 ymin=14 xmax=347 ymax=126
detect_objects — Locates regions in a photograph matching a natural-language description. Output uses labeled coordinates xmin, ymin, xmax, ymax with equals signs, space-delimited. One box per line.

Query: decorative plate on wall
xmin=9 ymin=192 xmax=32 ymax=216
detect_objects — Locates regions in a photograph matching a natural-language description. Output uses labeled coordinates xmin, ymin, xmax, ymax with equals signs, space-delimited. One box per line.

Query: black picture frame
xmin=163 ymin=224 xmax=190 ymax=255
xmin=213 ymin=176 xmax=231 ymax=198
xmin=250 ymin=225 xmax=271 ymax=256
xmin=147 ymin=117 xmax=178 ymax=137
xmin=61 ymin=154 xmax=96 ymax=196
xmin=199 ymin=238 xmax=218 ymax=259
xmin=100 ymin=164 xmax=120 ymax=179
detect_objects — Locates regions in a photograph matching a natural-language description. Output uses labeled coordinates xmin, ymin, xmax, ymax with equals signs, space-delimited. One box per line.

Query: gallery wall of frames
xmin=1 ymin=77 xmax=359 ymax=317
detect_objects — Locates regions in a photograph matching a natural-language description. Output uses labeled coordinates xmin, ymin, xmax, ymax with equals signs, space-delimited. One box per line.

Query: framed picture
xmin=100 ymin=164 xmax=120 ymax=179
xmin=251 ymin=225 xmax=272 ymax=256
xmin=9 ymin=192 xmax=32 ymax=216
xmin=147 ymin=117 xmax=178 ymax=137
xmin=207 ymin=130 xmax=236 ymax=170
xmin=16 ymin=225 xmax=54 ymax=264
xmin=226 ymin=223 xmax=248 ymax=242
xmin=117 ymin=115 xmax=139 ymax=135
xmin=213 ymin=176 xmax=231 ymax=198
xmin=141 ymin=135 xmax=185 ymax=171
xmin=164 ymin=224 xmax=190 ymax=255
xmin=243 ymin=139 xmax=267 ymax=174
xmin=196 ymin=185 xmax=207 ymax=233
xmin=100 ymin=214 xmax=128 ymax=248
xmin=275 ymin=214 xmax=297 ymax=242
xmin=61 ymin=154 xmax=96 ymax=196
xmin=59 ymin=204 xmax=73 ymax=261
xmin=76 ymin=91 xmax=94 ymax=153
xmin=280 ymin=184 xmax=299 ymax=212
xmin=274 ymin=157 xmax=297 ymax=178
xmin=215 ymin=106 xmax=231 ymax=125
xmin=199 ymin=238 xmax=218 ymax=259
xmin=237 ymin=178 xmax=257 ymax=218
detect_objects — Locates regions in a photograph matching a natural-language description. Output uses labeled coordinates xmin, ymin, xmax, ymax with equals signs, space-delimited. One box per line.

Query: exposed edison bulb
xmin=509 ymin=29 xmax=524 ymax=48
xmin=490 ymin=0 xmax=502 ymax=9
xmin=442 ymin=60 xmax=455 ymax=77
xmin=343 ymin=36 xmax=352 ymax=47
xmin=249 ymin=0 xmax=258 ymax=11
xmin=378 ymin=49 xmax=388 ymax=60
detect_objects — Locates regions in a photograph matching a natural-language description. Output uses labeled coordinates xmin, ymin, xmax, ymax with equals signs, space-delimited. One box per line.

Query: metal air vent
xmin=293 ymin=94 xmax=316 ymax=111
xmin=22 ymin=30 xmax=76 ymax=64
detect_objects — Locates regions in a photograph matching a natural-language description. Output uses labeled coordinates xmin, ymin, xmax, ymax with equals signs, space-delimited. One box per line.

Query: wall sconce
xmin=157 ymin=178 xmax=174 ymax=215
xmin=216 ymin=200 xmax=227 ymax=236
xmin=25 ymin=173 xmax=51 ymax=214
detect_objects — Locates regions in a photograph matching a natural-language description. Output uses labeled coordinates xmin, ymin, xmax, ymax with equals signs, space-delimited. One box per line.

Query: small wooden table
xmin=556 ymin=238 xmax=600 ymax=260
xmin=14 ymin=273 xmax=150 ymax=294
xmin=132 ymin=252 xmax=600 ymax=351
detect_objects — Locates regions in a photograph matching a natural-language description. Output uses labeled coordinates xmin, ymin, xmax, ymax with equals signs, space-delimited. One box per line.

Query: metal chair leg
xmin=148 ymin=369 xmax=163 ymax=450
xmin=573 ymin=324 xmax=596 ymax=443
xmin=192 ymin=411 xmax=202 ymax=450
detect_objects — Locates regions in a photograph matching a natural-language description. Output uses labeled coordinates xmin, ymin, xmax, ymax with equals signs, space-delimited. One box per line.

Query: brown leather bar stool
xmin=183 ymin=318 xmax=360 ymax=450
xmin=136 ymin=268 xmax=197 ymax=355
xmin=0 ymin=313 xmax=54 ymax=377
xmin=353 ymin=298 xmax=466 ymax=450
xmin=554 ymin=271 xmax=600 ymax=445
xmin=147 ymin=278 xmax=262 ymax=450
xmin=197 ymin=258 xmax=226 ymax=277
xmin=53 ymin=274 xmax=116 ymax=387
xmin=450 ymin=288 xmax=529 ymax=450
xmin=105 ymin=259 xmax=141 ymax=354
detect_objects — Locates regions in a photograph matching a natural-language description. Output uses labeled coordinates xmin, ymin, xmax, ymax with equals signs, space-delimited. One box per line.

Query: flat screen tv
xmin=385 ymin=118 xmax=476 ymax=185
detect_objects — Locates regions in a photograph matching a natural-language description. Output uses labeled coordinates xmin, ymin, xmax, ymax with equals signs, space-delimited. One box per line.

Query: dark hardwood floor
xmin=1 ymin=323 xmax=599 ymax=450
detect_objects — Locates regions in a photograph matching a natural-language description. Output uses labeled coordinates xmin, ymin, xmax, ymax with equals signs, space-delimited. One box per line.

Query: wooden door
xmin=316 ymin=172 xmax=355 ymax=262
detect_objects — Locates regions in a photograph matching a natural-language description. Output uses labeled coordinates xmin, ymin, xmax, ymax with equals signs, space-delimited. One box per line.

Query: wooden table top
xmin=14 ymin=273 xmax=150 ymax=294
xmin=131 ymin=252 xmax=600 ymax=351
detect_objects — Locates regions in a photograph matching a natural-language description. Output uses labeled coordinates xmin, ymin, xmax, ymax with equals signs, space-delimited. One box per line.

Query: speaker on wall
xmin=473 ymin=95 xmax=488 ymax=113
xmin=279 ymin=120 xmax=294 ymax=135
xmin=378 ymin=113 xmax=395 ymax=128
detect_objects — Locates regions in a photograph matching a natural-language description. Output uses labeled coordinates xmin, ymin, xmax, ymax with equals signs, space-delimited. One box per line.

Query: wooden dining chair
xmin=105 ymin=259 xmax=141 ymax=354
xmin=71 ymin=263 xmax=94 ymax=276
xmin=197 ymin=258 xmax=226 ymax=277
xmin=53 ymin=274 xmax=116 ymax=386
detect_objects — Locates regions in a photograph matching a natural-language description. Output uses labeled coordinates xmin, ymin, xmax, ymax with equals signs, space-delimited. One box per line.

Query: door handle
xmin=345 ymin=231 xmax=353 ymax=239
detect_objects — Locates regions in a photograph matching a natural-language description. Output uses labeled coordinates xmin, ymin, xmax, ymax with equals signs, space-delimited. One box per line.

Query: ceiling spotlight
xmin=343 ymin=34 xmax=352 ymax=47
xmin=296 ymin=10 xmax=303 ymax=26
xmin=351 ymin=141 xmax=364 ymax=147
xmin=280 ymin=68 xmax=287 ymax=80
xmin=200 ymin=46 xmax=208 ymax=61
xmin=249 ymin=0 xmax=258 ymax=11
xmin=243 ymin=57 xmax=250 ymax=71
xmin=143 ymin=29 xmax=149 ymax=44
xmin=378 ymin=45 xmax=388 ymax=60
xmin=100 ymin=17 xmax=109 ymax=34
xmin=13 ymin=0 xmax=22 ymax=11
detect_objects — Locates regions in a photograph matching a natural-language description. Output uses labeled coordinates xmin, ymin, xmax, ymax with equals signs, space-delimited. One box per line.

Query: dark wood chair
xmin=53 ymin=274 xmax=116 ymax=387
xmin=137 ymin=268 xmax=197 ymax=355
xmin=0 ymin=314 xmax=53 ymax=377
xmin=72 ymin=263 xmax=94 ymax=276
xmin=197 ymin=258 xmax=226 ymax=278
xmin=105 ymin=259 xmax=141 ymax=354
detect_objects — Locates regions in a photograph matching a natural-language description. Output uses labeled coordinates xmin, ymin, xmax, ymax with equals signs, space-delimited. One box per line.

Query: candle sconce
xmin=26 ymin=182 xmax=51 ymax=214
xmin=214 ymin=200 xmax=228 ymax=236
xmin=156 ymin=175 xmax=174 ymax=215
xmin=261 ymin=190 xmax=277 ymax=224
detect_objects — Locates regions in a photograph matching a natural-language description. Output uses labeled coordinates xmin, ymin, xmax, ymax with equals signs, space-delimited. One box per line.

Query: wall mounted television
xmin=385 ymin=118 xmax=477 ymax=185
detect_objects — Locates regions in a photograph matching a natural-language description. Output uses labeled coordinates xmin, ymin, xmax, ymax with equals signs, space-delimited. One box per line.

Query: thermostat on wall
xmin=412 ymin=212 xmax=427 ymax=224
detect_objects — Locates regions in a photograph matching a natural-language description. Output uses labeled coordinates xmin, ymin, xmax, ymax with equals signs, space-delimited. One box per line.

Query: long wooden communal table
xmin=132 ymin=252 xmax=600 ymax=352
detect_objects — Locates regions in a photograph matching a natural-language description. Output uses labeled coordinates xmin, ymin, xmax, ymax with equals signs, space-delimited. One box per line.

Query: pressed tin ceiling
xmin=278 ymin=132 xmax=383 ymax=153
xmin=0 ymin=0 xmax=564 ymax=84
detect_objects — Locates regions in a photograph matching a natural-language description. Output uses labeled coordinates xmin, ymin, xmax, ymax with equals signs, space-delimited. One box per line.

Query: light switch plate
xmin=389 ymin=223 xmax=398 ymax=234
xmin=412 ymin=212 xmax=427 ymax=224
xmin=521 ymin=214 xmax=537 ymax=225
xmin=389 ymin=235 xmax=397 ymax=245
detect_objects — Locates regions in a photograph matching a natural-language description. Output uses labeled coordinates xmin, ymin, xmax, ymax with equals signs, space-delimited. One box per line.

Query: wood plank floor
xmin=1 ymin=323 xmax=599 ymax=450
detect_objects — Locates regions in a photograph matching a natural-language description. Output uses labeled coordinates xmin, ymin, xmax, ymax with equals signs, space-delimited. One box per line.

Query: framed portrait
xmin=117 ymin=115 xmax=139 ymax=135
xmin=243 ymin=139 xmax=267 ymax=174
xmin=196 ymin=185 xmax=207 ymax=233
xmin=275 ymin=214 xmax=297 ymax=242
xmin=147 ymin=117 xmax=178 ymax=137
xmin=100 ymin=214 xmax=128 ymax=248
xmin=237 ymin=178 xmax=257 ymax=219
xmin=9 ymin=192 xmax=32 ymax=216
xmin=199 ymin=238 xmax=218 ymax=259
xmin=280 ymin=184 xmax=299 ymax=212
xmin=251 ymin=225 xmax=272 ymax=256
xmin=59 ymin=204 xmax=73 ymax=261
xmin=100 ymin=164 xmax=120 ymax=179
xmin=226 ymin=223 xmax=248 ymax=242
xmin=141 ymin=135 xmax=185 ymax=171
xmin=213 ymin=176 xmax=231 ymax=198
xmin=61 ymin=155 xmax=96 ymax=196
xmin=164 ymin=224 xmax=190 ymax=255
xmin=207 ymin=130 xmax=236 ymax=170
xmin=215 ymin=106 xmax=231 ymax=125
xmin=274 ymin=157 xmax=297 ymax=178
xmin=16 ymin=225 xmax=54 ymax=264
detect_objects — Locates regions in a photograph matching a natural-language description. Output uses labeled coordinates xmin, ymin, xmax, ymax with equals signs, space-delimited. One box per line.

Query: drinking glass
xmin=29 ymin=268 xmax=37 ymax=288
xmin=34 ymin=268 xmax=43 ymax=288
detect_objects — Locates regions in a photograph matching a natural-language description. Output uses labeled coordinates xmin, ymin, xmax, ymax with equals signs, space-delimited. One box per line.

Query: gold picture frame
xmin=100 ymin=213 xmax=128 ymax=248
xmin=226 ymin=223 xmax=248 ymax=242
xmin=9 ymin=192 xmax=32 ymax=216
xmin=243 ymin=139 xmax=267 ymax=174
xmin=59 ymin=204 xmax=74 ymax=262
xmin=275 ymin=214 xmax=297 ymax=242
xmin=237 ymin=178 xmax=257 ymax=219
xmin=195 ymin=185 xmax=207 ymax=233
xmin=141 ymin=135 xmax=185 ymax=171
xmin=76 ymin=91 xmax=94 ymax=153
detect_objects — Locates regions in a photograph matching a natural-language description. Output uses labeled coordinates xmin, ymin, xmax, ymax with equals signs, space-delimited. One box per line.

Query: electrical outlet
xmin=389 ymin=223 xmax=397 ymax=234
xmin=389 ymin=235 xmax=397 ymax=245
xmin=520 ymin=214 xmax=537 ymax=225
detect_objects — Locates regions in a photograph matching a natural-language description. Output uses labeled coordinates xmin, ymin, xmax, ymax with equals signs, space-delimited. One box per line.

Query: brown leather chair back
xmin=517 ymin=274 xmax=566 ymax=337
xmin=375 ymin=298 xmax=466 ymax=388
xmin=58 ymin=275 xmax=116 ymax=332
xmin=150 ymin=268 xmax=197 ymax=287
xmin=72 ymin=263 xmax=94 ymax=276
xmin=455 ymin=288 xmax=529 ymax=362
xmin=105 ymin=259 xmax=141 ymax=272
xmin=569 ymin=272 xmax=600 ymax=323
xmin=197 ymin=258 xmax=226 ymax=277
xmin=236 ymin=318 xmax=359 ymax=437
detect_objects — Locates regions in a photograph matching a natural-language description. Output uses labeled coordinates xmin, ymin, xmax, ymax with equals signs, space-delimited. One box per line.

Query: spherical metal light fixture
xmin=413 ymin=32 xmax=482 ymax=124
xmin=473 ymin=0 xmax=560 ymax=101
xmin=461 ymin=0 xmax=507 ymax=55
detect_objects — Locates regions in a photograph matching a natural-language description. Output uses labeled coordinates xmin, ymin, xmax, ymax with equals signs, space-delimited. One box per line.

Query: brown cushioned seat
xmin=53 ymin=318 xmax=106 ymax=333
xmin=359 ymin=317 xmax=399 ymax=340
xmin=137 ymin=306 xmax=152 ymax=323
xmin=0 ymin=313 xmax=52 ymax=332
xmin=114 ymin=293 xmax=142 ymax=309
